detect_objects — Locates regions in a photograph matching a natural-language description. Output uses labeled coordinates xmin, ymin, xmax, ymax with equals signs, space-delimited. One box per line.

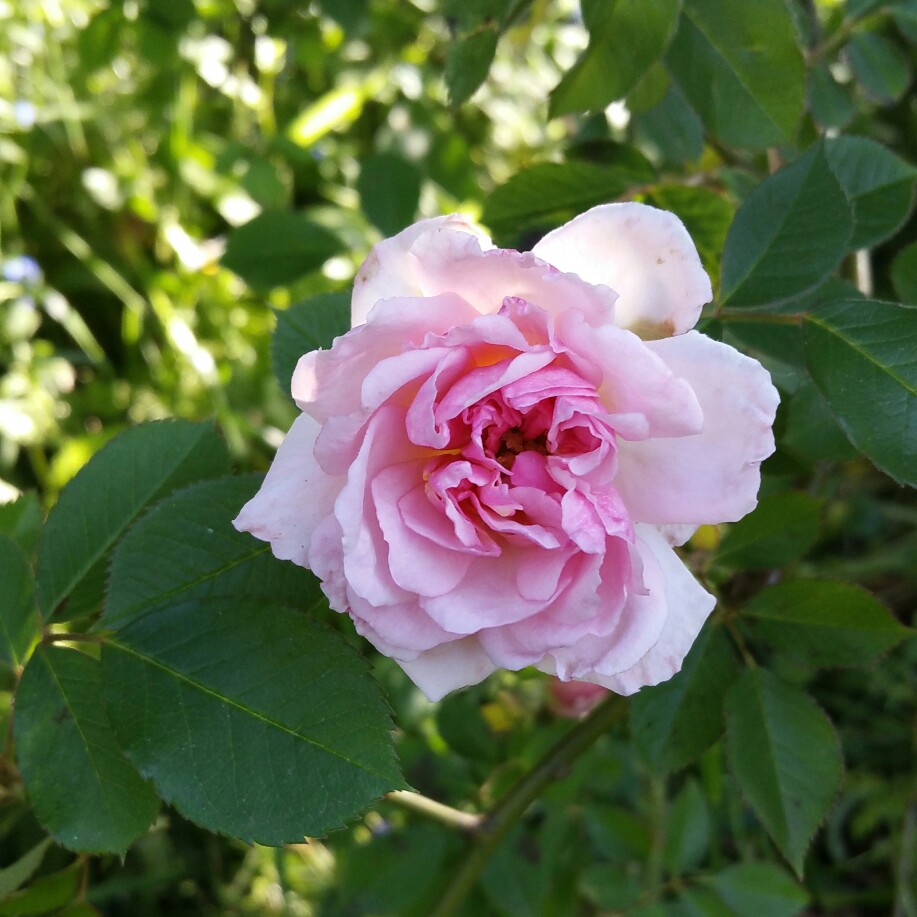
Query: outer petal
xmin=352 ymin=215 xmax=493 ymax=326
xmin=399 ymin=637 xmax=500 ymax=702
xmin=233 ymin=414 xmax=342 ymax=566
xmin=614 ymin=331 xmax=779 ymax=525
xmin=587 ymin=525 xmax=716 ymax=694
xmin=532 ymin=203 xmax=712 ymax=338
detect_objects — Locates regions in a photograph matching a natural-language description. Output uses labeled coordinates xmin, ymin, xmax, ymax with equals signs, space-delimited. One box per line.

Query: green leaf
xmin=103 ymin=598 xmax=404 ymax=842
xmin=891 ymin=241 xmax=917 ymax=304
xmin=643 ymin=185 xmax=734 ymax=286
xmin=808 ymin=63 xmax=855 ymax=130
xmin=358 ymin=153 xmax=422 ymax=236
xmin=549 ymin=0 xmax=681 ymax=117
xmin=783 ymin=381 xmax=859 ymax=462
xmin=720 ymin=145 xmax=854 ymax=307
xmin=715 ymin=491 xmax=822 ymax=570
xmin=846 ymin=32 xmax=911 ymax=104
xmin=222 ymin=211 xmax=344 ymax=292
xmin=482 ymin=160 xmax=654 ymax=244
xmin=824 ymin=136 xmax=917 ymax=249
xmin=0 ymin=862 xmax=81 ymax=916
xmin=665 ymin=0 xmax=805 ymax=149
xmin=671 ymin=888 xmax=734 ymax=916
xmin=13 ymin=646 xmax=159 ymax=853
xmin=725 ymin=669 xmax=843 ymax=875
xmin=0 ymin=535 xmax=36 ymax=667
xmin=803 ymin=299 xmax=917 ymax=486
xmin=271 ymin=293 xmax=350 ymax=397
xmin=631 ymin=83 xmax=704 ymax=165
xmin=744 ymin=580 xmax=910 ymax=667
xmin=630 ymin=625 xmax=740 ymax=774
xmin=0 ymin=838 xmax=51 ymax=900
xmin=664 ymin=779 xmax=711 ymax=876
xmin=0 ymin=492 xmax=42 ymax=556
xmin=36 ymin=421 xmax=229 ymax=621
xmin=105 ymin=475 xmax=323 ymax=627
xmin=445 ymin=26 xmax=498 ymax=106
xmin=707 ymin=862 xmax=808 ymax=916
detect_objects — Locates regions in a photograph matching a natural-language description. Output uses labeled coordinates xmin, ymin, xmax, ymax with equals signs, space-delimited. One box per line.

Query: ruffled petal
xmin=614 ymin=332 xmax=779 ymax=525
xmin=398 ymin=637 xmax=500 ymax=702
xmin=532 ymin=203 xmax=712 ymax=338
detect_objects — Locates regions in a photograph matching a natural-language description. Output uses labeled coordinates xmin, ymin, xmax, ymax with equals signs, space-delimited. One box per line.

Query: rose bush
xmin=235 ymin=204 xmax=778 ymax=701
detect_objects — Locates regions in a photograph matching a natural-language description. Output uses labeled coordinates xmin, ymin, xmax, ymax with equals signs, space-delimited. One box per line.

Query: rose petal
xmin=614 ymin=332 xmax=779 ymax=525
xmin=399 ymin=637 xmax=500 ymax=702
xmin=533 ymin=202 xmax=712 ymax=338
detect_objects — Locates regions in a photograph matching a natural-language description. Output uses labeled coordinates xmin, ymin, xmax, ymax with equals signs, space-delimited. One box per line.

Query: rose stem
xmin=384 ymin=791 xmax=483 ymax=833
xmin=429 ymin=692 xmax=628 ymax=917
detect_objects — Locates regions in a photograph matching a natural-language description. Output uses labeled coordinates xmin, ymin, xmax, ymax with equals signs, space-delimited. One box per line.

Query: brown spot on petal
xmin=629 ymin=318 xmax=677 ymax=341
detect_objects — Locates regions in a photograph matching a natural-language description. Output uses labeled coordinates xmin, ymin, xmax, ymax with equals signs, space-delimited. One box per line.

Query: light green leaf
xmin=665 ymin=0 xmax=805 ymax=148
xmin=358 ymin=153 xmax=422 ymax=236
xmin=0 ymin=535 xmax=36 ymax=667
xmin=707 ymin=862 xmax=808 ymax=916
xmin=715 ymin=491 xmax=822 ymax=570
xmin=482 ymin=160 xmax=654 ymax=244
xmin=846 ymin=32 xmax=911 ymax=104
xmin=744 ymin=580 xmax=910 ymax=667
xmin=271 ymin=293 xmax=350 ymax=397
xmin=105 ymin=475 xmax=323 ymax=627
xmin=13 ymin=646 xmax=159 ymax=853
xmin=720 ymin=145 xmax=854 ymax=307
xmin=825 ymin=136 xmax=917 ymax=249
xmin=803 ymin=299 xmax=917 ymax=486
xmin=725 ymin=669 xmax=843 ymax=875
xmin=0 ymin=838 xmax=51 ymax=900
xmin=36 ymin=421 xmax=229 ymax=621
xmin=0 ymin=862 xmax=81 ymax=916
xmin=630 ymin=625 xmax=740 ymax=774
xmin=891 ymin=241 xmax=917 ymax=304
xmin=549 ymin=0 xmax=681 ymax=117
xmin=222 ymin=211 xmax=344 ymax=292
xmin=103 ymin=598 xmax=405 ymax=842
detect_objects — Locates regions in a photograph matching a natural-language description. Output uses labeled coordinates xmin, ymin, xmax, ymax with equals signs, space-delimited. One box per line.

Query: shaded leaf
xmin=891 ymin=240 xmax=917 ymax=304
xmin=744 ymin=579 xmax=910 ymax=667
xmin=725 ymin=669 xmax=843 ymax=875
xmin=846 ymin=31 xmax=911 ymax=104
xmin=36 ymin=421 xmax=229 ymax=621
xmin=103 ymin=598 xmax=405 ymax=843
xmin=783 ymin=381 xmax=859 ymax=462
xmin=0 ymin=535 xmax=36 ymax=667
xmin=105 ymin=475 xmax=323 ymax=627
xmin=720 ymin=145 xmax=854 ymax=307
xmin=803 ymin=299 xmax=917 ymax=486
xmin=707 ymin=862 xmax=808 ymax=916
xmin=445 ymin=27 xmax=498 ymax=106
xmin=358 ymin=153 xmax=422 ymax=236
xmin=222 ymin=211 xmax=344 ymax=291
xmin=0 ymin=838 xmax=51 ymax=900
xmin=13 ymin=646 xmax=159 ymax=853
xmin=0 ymin=492 xmax=42 ymax=556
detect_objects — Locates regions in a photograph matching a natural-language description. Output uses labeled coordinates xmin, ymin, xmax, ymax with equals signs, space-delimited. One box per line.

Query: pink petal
xmin=399 ymin=637 xmax=500 ymax=702
xmin=614 ymin=332 xmax=779 ymax=525
xmin=532 ymin=203 xmax=712 ymax=338
xmin=351 ymin=215 xmax=493 ymax=326
xmin=233 ymin=414 xmax=342 ymax=566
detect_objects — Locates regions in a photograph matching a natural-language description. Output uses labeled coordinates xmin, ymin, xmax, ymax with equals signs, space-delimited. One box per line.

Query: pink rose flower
xmin=235 ymin=204 xmax=778 ymax=702
xmin=547 ymin=679 xmax=610 ymax=719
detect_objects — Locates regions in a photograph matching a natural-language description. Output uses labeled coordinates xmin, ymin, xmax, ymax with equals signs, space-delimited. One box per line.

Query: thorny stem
xmin=428 ymin=693 xmax=627 ymax=917
xmin=384 ymin=791 xmax=482 ymax=834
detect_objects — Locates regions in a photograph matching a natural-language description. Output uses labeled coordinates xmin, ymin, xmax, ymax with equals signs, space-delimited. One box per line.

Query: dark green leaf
xmin=803 ymin=299 xmax=917 ymax=486
xmin=358 ymin=153 xmax=422 ymax=236
xmin=665 ymin=0 xmax=805 ymax=148
xmin=0 ymin=838 xmax=51 ymax=900
xmin=744 ymin=580 xmax=910 ymax=667
xmin=825 ymin=135 xmax=917 ymax=249
xmin=105 ymin=475 xmax=323 ymax=627
xmin=549 ymin=0 xmax=681 ymax=117
xmin=630 ymin=625 xmax=740 ymax=774
xmin=272 ymin=293 xmax=350 ymax=397
xmin=36 ymin=421 xmax=229 ymax=621
xmin=0 ymin=535 xmax=35 ymax=667
xmin=445 ymin=27 xmax=498 ymax=106
xmin=482 ymin=160 xmax=654 ymax=243
xmin=715 ymin=491 xmax=822 ymax=569
xmin=0 ymin=862 xmax=81 ymax=916
xmin=631 ymin=83 xmax=704 ymax=165
xmin=707 ymin=862 xmax=808 ymax=916
xmin=664 ymin=779 xmax=710 ymax=876
xmin=222 ymin=211 xmax=344 ymax=292
xmin=103 ymin=598 xmax=404 ymax=842
xmin=846 ymin=32 xmax=911 ymax=104
xmin=720 ymin=145 xmax=854 ymax=307
xmin=671 ymin=888 xmax=734 ymax=916
xmin=14 ymin=646 xmax=159 ymax=853
xmin=0 ymin=492 xmax=42 ymax=556
xmin=808 ymin=63 xmax=856 ymax=130
xmin=725 ymin=669 xmax=843 ymax=875
xmin=891 ymin=240 xmax=917 ymax=304
xmin=783 ymin=381 xmax=859 ymax=462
